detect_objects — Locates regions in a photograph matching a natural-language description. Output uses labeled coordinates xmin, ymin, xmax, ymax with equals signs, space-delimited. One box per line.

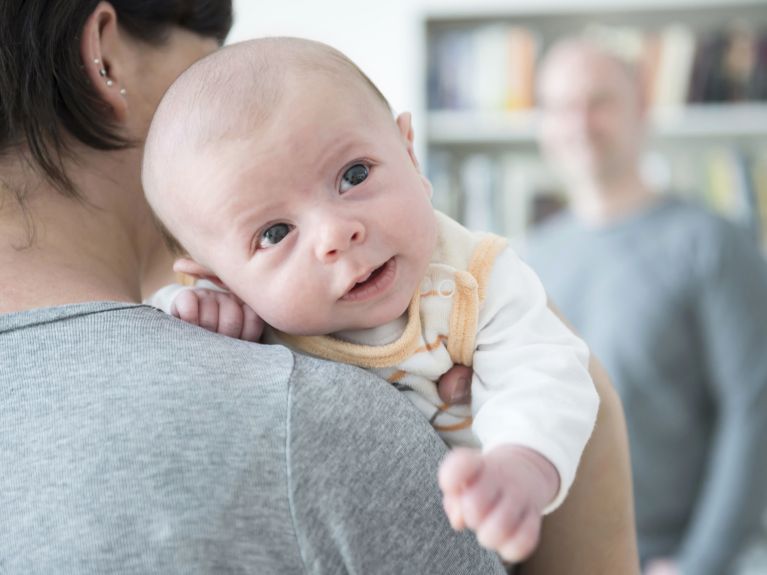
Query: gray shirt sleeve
xmin=287 ymin=355 xmax=506 ymax=575
xmin=678 ymin=225 xmax=767 ymax=575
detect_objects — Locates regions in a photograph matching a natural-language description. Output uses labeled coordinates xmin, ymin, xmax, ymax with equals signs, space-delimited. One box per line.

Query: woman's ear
xmin=395 ymin=112 xmax=422 ymax=172
xmin=79 ymin=2 xmax=129 ymax=123
xmin=173 ymin=258 xmax=229 ymax=290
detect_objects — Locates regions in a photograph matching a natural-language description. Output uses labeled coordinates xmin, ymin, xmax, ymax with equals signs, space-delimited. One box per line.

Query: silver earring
xmin=119 ymin=88 xmax=127 ymax=97
xmin=99 ymin=68 xmax=107 ymax=77
xmin=106 ymin=79 xmax=114 ymax=87
xmin=93 ymin=58 xmax=100 ymax=64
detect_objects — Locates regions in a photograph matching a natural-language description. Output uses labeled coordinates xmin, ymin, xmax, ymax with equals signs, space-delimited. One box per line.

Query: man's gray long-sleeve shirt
xmin=524 ymin=197 xmax=767 ymax=575
xmin=0 ymin=302 xmax=505 ymax=574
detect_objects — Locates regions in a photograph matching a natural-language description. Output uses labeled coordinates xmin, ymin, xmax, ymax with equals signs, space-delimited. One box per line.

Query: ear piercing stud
xmin=94 ymin=58 xmax=124 ymax=96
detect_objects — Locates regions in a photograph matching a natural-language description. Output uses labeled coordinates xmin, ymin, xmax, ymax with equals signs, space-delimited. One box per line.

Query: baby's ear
xmin=173 ymin=258 xmax=228 ymax=290
xmin=396 ymin=112 xmax=414 ymax=143
xmin=395 ymin=112 xmax=421 ymax=171
xmin=396 ymin=112 xmax=432 ymax=199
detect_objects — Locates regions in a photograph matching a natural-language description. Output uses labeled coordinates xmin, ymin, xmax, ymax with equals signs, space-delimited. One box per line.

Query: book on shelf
xmin=499 ymin=154 xmax=563 ymax=239
xmin=459 ymin=154 xmax=503 ymax=234
xmin=425 ymin=149 xmax=461 ymax=220
xmin=427 ymin=29 xmax=474 ymax=109
xmin=653 ymin=25 xmax=697 ymax=109
xmin=688 ymin=22 xmax=767 ymax=103
xmin=506 ymin=27 xmax=538 ymax=111
xmin=469 ymin=24 xmax=509 ymax=112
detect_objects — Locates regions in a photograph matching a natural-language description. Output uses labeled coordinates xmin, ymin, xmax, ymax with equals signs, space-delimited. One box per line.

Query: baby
xmin=143 ymin=37 xmax=599 ymax=563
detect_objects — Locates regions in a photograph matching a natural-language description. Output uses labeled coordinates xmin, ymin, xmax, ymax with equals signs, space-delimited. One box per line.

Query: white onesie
xmin=147 ymin=211 xmax=599 ymax=512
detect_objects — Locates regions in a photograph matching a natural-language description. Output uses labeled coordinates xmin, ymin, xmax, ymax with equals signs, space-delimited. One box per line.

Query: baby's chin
xmin=332 ymin=298 xmax=413 ymax=334
xmin=271 ymin=299 xmax=412 ymax=337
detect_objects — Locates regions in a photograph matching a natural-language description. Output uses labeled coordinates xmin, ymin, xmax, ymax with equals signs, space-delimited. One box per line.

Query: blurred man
xmin=524 ymin=37 xmax=767 ymax=575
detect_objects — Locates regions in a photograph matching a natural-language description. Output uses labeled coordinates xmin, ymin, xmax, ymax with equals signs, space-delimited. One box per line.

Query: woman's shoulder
xmin=1 ymin=301 xmax=295 ymax=388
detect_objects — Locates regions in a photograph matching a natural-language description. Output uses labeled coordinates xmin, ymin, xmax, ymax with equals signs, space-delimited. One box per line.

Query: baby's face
xmin=183 ymin=76 xmax=437 ymax=335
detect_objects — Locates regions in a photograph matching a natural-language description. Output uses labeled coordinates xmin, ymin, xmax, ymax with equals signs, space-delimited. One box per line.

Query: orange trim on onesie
xmin=447 ymin=270 xmax=479 ymax=367
xmin=469 ymin=235 xmax=508 ymax=303
xmin=433 ymin=418 xmax=474 ymax=432
xmin=414 ymin=334 xmax=448 ymax=354
xmin=276 ymin=292 xmax=423 ymax=369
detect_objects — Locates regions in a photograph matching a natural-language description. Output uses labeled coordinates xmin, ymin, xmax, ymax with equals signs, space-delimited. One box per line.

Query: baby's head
xmin=144 ymin=37 xmax=437 ymax=336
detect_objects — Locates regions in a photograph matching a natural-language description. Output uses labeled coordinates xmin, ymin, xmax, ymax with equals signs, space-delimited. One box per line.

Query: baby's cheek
xmin=227 ymin=283 xmax=277 ymax=328
xmin=258 ymin=290 xmax=328 ymax=336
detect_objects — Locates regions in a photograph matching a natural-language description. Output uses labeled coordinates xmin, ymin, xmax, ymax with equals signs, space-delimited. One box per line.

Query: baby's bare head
xmin=142 ymin=37 xmax=391 ymax=262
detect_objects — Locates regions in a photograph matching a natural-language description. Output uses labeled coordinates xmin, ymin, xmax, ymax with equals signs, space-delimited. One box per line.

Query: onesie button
xmin=438 ymin=279 xmax=455 ymax=297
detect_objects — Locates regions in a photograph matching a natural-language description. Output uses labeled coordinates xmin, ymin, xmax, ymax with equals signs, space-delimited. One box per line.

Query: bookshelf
xmin=422 ymin=0 xmax=767 ymax=249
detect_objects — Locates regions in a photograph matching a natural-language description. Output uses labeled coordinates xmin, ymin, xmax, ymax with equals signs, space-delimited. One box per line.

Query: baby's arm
xmin=145 ymin=281 xmax=264 ymax=341
xmin=439 ymin=246 xmax=599 ymax=563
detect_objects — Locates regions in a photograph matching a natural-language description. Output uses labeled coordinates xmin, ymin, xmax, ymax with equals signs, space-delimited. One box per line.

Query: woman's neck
xmin=0 ymin=149 xmax=164 ymax=313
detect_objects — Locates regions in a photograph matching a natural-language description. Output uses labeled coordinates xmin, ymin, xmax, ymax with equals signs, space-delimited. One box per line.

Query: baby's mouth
xmin=341 ymin=258 xmax=397 ymax=302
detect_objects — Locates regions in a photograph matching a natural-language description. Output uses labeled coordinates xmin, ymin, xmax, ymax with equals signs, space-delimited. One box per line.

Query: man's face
xmin=179 ymin=75 xmax=437 ymax=336
xmin=537 ymin=47 xmax=645 ymax=189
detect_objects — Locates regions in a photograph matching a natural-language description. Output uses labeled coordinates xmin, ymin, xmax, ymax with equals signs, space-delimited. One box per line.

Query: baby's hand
xmin=172 ymin=288 xmax=264 ymax=341
xmin=438 ymin=445 xmax=559 ymax=564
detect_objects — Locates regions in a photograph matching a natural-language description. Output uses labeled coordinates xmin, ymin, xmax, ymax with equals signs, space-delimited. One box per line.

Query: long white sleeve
xmin=143 ymin=283 xmax=190 ymax=313
xmin=471 ymin=247 xmax=599 ymax=513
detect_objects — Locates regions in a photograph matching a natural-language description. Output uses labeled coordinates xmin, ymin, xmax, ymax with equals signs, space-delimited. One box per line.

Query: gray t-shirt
xmin=524 ymin=197 xmax=767 ymax=575
xmin=0 ymin=302 xmax=505 ymax=574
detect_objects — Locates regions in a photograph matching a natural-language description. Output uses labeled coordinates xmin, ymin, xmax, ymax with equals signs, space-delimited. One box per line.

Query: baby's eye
xmin=340 ymin=163 xmax=369 ymax=193
xmin=257 ymin=223 xmax=293 ymax=249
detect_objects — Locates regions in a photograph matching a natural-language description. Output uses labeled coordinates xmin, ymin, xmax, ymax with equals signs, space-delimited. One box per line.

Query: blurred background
xmin=230 ymin=0 xmax=767 ymax=250
xmin=231 ymin=1 xmax=767 ymax=573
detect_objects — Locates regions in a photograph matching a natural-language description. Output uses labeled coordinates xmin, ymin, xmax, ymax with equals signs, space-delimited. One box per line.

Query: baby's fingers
xmin=241 ymin=304 xmax=264 ymax=342
xmin=438 ymin=448 xmax=484 ymax=497
xmin=198 ymin=291 xmax=222 ymax=333
xmin=455 ymin=464 xmax=506 ymax=529
xmin=215 ymin=292 xmax=245 ymax=339
xmin=442 ymin=494 xmax=466 ymax=531
xmin=474 ymin=494 xmax=529 ymax=554
xmin=496 ymin=505 xmax=542 ymax=564
xmin=172 ymin=289 xmax=201 ymax=325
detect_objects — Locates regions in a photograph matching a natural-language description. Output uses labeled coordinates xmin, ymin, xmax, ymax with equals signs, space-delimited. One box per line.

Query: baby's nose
xmin=314 ymin=217 xmax=366 ymax=263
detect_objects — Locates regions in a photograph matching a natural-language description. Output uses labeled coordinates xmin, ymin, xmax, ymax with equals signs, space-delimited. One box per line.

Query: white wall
xmin=229 ymin=1 xmax=422 ymax=114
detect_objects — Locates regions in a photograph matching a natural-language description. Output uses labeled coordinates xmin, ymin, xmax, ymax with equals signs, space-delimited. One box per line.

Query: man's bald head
xmin=537 ymin=36 xmax=642 ymax=107
xmin=142 ymin=37 xmax=392 ymax=254
xmin=535 ymin=36 xmax=647 ymax=189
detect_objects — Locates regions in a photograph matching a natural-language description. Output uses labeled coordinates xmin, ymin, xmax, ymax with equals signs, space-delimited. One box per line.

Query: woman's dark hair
xmin=0 ymin=1 xmax=232 ymax=203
